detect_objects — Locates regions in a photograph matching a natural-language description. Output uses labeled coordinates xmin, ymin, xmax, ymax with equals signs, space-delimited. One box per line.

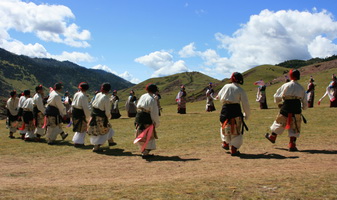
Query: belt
xmin=137 ymin=108 xmax=150 ymax=113
xmin=283 ymin=96 xmax=301 ymax=100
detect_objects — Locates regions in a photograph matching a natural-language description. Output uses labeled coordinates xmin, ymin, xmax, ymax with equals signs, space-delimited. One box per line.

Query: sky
xmin=1 ymin=0 xmax=337 ymax=84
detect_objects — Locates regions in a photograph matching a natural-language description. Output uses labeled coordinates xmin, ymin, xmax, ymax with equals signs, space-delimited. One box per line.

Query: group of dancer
xmin=5 ymin=82 xmax=161 ymax=158
xmin=5 ymin=71 xmax=337 ymax=158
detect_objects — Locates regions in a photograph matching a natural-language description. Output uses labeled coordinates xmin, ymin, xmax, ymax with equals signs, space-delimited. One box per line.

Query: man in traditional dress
xmin=33 ymin=85 xmax=46 ymax=140
xmin=17 ymin=90 xmax=30 ymax=139
xmin=265 ymin=69 xmax=308 ymax=151
xmin=6 ymin=90 xmax=19 ymax=139
xmin=176 ymin=85 xmax=187 ymax=114
xmin=318 ymin=74 xmax=337 ymax=107
xmin=21 ymin=92 xmax=36 ymax=141
xmin=71 ymin=82 xmax=91 ymax=147
xmin=44 ymin=83 xmax=68 ymax=145
xmin=125 ymin=90 xmax=137 ymax=117
xmin=306 ymin=76 xmax=315 ymax=108
xmin=134 ymin=84 xmax=160 ymax=158
xmin=206 ymin=83 xmax=216 ymax=112
xmin=110 ymin=90 xmax=121 ymax=119
xmin=216 ymin=72 xmax=250 ymax=156
xmin=88 ymin=83 xmax=115 ymax=152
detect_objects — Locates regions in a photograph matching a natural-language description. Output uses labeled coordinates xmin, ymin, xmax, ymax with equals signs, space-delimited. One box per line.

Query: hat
xmin=10 ymin=90 xmax=17 ymax=97
xmin=35 ymin=84 xmax=43 ymax=92
xmin=54 ymin=82 xmax=63 ymax=90
xmin=23 ymin=89 xmax=30 ymax=96
xmin=230 ymin=72 xmax=244 ymax=85
xmin=101 ymin=82 xmax=111 ymax=93
xmin=146 ymin=83 xmax=158 ymax=93
xmin=78 ymin=82 xmax=89 ymax=91
xmin=289 ymin=69 xmax=300 ymax=80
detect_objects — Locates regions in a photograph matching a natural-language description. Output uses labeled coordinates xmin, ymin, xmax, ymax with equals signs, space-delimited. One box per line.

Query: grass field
xmin=1 ymin=82 xmax=337 ymax=200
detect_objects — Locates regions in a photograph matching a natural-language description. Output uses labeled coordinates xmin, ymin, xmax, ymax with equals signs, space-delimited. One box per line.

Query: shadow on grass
xmin=239 ymin=152 xmax=299 ymax=159
xmin=143 ymin=155 xmax=201 ymax=162
xmin=275 ymin=147 xmax=337 ymax=154
xmin=95 ymin=148 xmax=138 ymax=157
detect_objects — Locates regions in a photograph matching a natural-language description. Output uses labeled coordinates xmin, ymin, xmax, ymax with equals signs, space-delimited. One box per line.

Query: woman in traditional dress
xmin=306 ymin=76 xmax=315 ymax=108
xmin=88 ymin=83 xmax=115 ymax=152
xmin=318 ymin=74 xmax=337 ymax=107
xmin=71 ymin=82 xmax=91 ymax=147
xmin=125 ymin=90 xmax=137 ymax=117
xmin=110 ymin=90 xmax=121 ymax=119
xmin=134 ymin=84 xmax=160 ymax=158
xmin=176 ymin=85 xmax=187 ymax=114
xmin=206 ymin=83 xmax=216 ymax=112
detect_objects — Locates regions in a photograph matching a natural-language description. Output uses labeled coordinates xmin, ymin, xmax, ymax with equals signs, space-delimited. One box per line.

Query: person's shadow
xmin=142 ymin=155 xmax=201 ymax=162
xmin=239 ymin=152 xmax=299 ymax=159
xmin=275 ymin=148 xmax=337 ymax=154
xmin=94 ymin=148 xmax=138 ymax=157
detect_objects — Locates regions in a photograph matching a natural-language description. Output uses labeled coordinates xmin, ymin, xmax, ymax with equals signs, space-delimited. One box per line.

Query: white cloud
xmin=91 ymin=64 xmax=140 ymax=84
xmin=179 ymin=9 xmax=337 ymax=78
xmin=0 ymin=0 xmax=90 ymax=47
xmin=135 ymin=51 xmax=189 ymax=77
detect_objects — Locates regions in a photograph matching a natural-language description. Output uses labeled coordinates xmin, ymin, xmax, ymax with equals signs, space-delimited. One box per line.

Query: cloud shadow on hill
xmin=143 ymin=155 xmax=201 ymax=162
xmin=239 ymin=152 xmax=299 ymax=159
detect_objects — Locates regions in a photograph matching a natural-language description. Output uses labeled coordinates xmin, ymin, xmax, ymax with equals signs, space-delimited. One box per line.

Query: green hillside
xmin=0 ymin=48 xmax=134 ymax=98
xmin=118 ymin=71 xmax=220 ymax=106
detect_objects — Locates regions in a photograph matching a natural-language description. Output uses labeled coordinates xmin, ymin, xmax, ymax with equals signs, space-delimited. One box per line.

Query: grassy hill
xmin=118 ymin=71 xmax=220 ymax=106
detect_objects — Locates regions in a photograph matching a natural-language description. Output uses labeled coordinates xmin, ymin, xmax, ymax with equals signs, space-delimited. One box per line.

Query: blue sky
xmin=1 ymin=0 xmax=337 ymax=83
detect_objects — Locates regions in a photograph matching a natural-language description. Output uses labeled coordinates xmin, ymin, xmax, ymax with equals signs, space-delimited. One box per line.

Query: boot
xmin=92 ymin=145 xmax=103 ymax=153
xmin=265 ymin=132 xmax=277 ymax=143
xmin=108 ymin=138 xmax=117 ymax=146
xmin=222 ymin=141 xmax=229 ymax=150
xmin=230 ymin=146 xmax=241 ymax=157
xmin=8 ymin=132 xmax=15 ymax=139
xmin=60 ymin=132 xmax=68 ymax=140
xmin=288 ymin=137 xmax=298 ymax=152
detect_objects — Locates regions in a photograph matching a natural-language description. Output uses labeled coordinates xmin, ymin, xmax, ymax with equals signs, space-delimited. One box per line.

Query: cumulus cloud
xmin=92 ymin=64 xmax=140 ymax=84
xmin=0 ymin=0 xmax=90 ymax=47
xmin=181 ymin=9 xmax=337 ymax=78
xmin=135 ymin=51 xmax=189 ymax=77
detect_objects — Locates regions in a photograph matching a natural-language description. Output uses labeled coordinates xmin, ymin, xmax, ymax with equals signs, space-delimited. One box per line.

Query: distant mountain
xmin=0 ymin=48 xmax=134 ymax=99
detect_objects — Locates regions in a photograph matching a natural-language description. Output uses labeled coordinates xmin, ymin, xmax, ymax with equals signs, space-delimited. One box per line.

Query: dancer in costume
xmin=33 ymin=85 xmax=46 ymax=139
xmin=265 ymin=69 xmax=308 ymax=151
xmin=6 ymin=90 xmax=19 ymax=139
xmin=44 ymin=83 xmax=68 ymax=145
xmin=306 ymin=76 xmax=315 ymax=108
xmin=134 ymin=84 xmax=160 ymax=158
xmin=255 ymin=80 xmax=268 ymax=109
xmin=216 ymin=72 xmax=250 ymax=156
xmin=17 ymin=90 xmax=30 ymax=139
xmin=21 ymin=91 xmax=36 ymax=141
xmin=125 ymin=90 xmax=137 ymax=117
xmin=88 ymin=83 xmax=116 ymax=152
xmin=318 ymin=74 xmax=337 ymax=107
xmin=71 ymin=82 xmax=91 ymax=147
xmin=206 ymin=83 xmax=216 ymax=112
xmin=110 ymin=90 xmax=121 ymax=119
xmin=176 ymin=85 xmax=187 ymax=114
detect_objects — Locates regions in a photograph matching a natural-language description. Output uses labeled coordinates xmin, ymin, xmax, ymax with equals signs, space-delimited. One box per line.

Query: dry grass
xmin=1 ymin=89 xmax=337 ymax=199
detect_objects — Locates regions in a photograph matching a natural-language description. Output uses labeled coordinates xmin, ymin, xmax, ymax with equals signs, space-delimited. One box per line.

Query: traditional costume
xmin=154 ymin=92 xmax=162 ymax=116
xmin=176 ymin=85 xmax=187 ymax=114
xmin=206 ymin=83 xmax=216 ymax=112
xmin=62 ymin=91 xmax=72 ymax=124
xmin=125 ymin=90 xmax=137 ymax=117
xmin=17 ymin=90 xmax=30 ymax=139
xmin=265 ymin=69 xmax=308 ymax=151
xmin=318 ymin=74 xmax=337 ymax=107
xmin=88 ymin=83 xmax=115 ymax=152
xmin=33 ymin=85 xmax=46 ymax=138
xmin=6 ymin=91 xmax=19 ymax=139
xmin=44 ymin=83 xmax=68 ymax=145
xmin=306 ymin=77 xmax=315 ymax=108
xmin=21 ymin=96 xmax=36 ymax=141
xmin=110 ymin=90 xmax=121 ymax=119
xmin=134 ymin=84 xmax=160 ymax=158
xmin=71 ymin=82 xmax=91 ymax=147
xmin=216 ymin=72 xmax=250 ymax=156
